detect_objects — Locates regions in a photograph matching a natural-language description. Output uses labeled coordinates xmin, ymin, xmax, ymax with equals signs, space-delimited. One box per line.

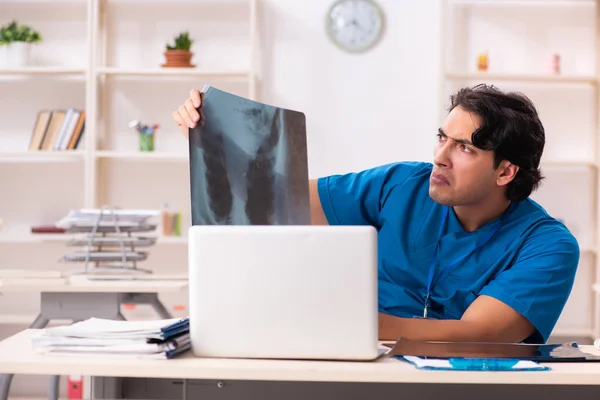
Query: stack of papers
xmin=32 ymin=317 xmax=190 ymax=359
xmin=56 ymin=208 xmax=160 ymax=229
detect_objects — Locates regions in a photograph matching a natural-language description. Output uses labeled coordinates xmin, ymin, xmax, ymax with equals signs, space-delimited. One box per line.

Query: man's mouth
xmin=431 ymin=172 xmax=449 ymax=185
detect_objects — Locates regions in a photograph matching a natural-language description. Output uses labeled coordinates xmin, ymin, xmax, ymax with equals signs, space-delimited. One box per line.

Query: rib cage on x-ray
xmin=188 ymin=85 xmax=310 ymax=226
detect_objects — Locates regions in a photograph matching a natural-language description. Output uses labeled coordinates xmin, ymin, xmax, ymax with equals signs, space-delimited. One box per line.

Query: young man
xmin=173 ymin=84 xmax=579 ymax=344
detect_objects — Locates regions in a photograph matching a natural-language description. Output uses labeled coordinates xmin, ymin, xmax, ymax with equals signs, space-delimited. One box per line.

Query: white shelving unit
xmin=0 ymin=0 xmax=259 ymax=239
xmin=0 ymin=0 xmax=259 ymax=340
xmin=440 ymin=0 xmax=600 ymax=339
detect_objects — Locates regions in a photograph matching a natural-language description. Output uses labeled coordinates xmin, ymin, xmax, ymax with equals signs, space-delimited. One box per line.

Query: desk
xmin=2 ymin=330 xmax=600 ymax=400
xmin=0 ymin=276 xmax=188 ymax=400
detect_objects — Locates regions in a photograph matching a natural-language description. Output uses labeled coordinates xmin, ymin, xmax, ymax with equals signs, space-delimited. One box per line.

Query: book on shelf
xmin=28 ymin=108 xmax=85 ymax=151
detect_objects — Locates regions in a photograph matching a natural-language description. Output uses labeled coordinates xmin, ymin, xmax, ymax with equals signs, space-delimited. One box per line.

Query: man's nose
xmin=434 ymin=142 xmax=451 ymax=168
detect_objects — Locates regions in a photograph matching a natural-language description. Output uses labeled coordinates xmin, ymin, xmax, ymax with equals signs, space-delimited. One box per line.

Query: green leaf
xmin=165 ymin=31 xmax=193 ymax=51
xmin=0 ymin=20 xmax=42 ymax=44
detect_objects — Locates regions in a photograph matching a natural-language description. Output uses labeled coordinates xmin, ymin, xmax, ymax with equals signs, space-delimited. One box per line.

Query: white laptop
xmin=188 ymin=225 xmax=380 ymax=361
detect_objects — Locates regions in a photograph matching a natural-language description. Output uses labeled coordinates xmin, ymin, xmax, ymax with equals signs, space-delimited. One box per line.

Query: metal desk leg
xmin=121 ymin=293 xmax=173 ymax=319
xmin=0 ymin=314 xmax=50 ymax=400
xmin=49 ymin=376 xmax=59 ymax=400
xmin=150 ymin=296 xmax=173 ymax=319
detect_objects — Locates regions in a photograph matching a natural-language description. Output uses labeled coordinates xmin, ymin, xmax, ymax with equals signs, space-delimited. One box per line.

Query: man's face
xmin=429 ymin=106 xmax=499 ymax=207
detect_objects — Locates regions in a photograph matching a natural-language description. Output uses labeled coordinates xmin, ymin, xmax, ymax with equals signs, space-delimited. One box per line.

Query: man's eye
xmin=461 ymin=144 xmax=472 ymax=153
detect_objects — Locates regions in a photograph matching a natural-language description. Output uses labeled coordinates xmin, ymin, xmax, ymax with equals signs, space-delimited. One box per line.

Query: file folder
xmin=389 ymin=338 xmax=600 ymax=362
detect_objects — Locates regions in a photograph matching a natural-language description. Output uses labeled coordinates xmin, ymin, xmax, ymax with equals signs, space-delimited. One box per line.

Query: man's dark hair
xmin=448 ymin=84 xmax=545 ymax=202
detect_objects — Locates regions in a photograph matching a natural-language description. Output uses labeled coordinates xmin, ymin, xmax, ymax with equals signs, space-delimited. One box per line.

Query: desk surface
xmin=0 ymin=275 xmax=188 ymax=293
xmin=2 ymin=330 xmax=600 ymax=385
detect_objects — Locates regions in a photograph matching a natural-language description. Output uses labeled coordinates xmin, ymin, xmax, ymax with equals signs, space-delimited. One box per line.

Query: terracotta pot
xmin=162 ymin=50 xmax=194 ymax=68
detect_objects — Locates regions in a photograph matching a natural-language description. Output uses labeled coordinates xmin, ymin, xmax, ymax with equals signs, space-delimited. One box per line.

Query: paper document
xmin=34 ymin=317 xmax=191 ymax=359
xmin=41 ymin=317 xmax=184 ymax=339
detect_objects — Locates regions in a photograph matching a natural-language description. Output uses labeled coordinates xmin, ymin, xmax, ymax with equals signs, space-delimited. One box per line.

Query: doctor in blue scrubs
xmin=174 ymin=84 xmax=579 ymax=344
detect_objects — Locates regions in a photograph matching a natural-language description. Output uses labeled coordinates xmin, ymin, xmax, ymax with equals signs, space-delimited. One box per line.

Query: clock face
xmin=326 ymin=0 xmax=385 ymax=53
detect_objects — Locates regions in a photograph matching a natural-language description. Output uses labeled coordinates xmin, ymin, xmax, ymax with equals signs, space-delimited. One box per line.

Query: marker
xmin=448 ymin=358 xmax=519 ymax=371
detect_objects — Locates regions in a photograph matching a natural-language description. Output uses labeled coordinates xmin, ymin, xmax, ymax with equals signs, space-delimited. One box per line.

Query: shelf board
xmin=542 ymin=160 xmax=597 ymax=169
xmin=450 ymin=0 xmax=595 ymax=7
xmin=95 ymin=151 xmax=187 ymax=161
xmin=0 ymin=224 xmax=186 ymax=245
xmin=550 ymin=327 xmax=594 ymax=338
xmin=0 ymin=224 xmax=73 ymax=244
xmin=445 ymin=72 xmax=597 ymax=84
xmin=0 ymin=151 xmax=85 ymax=162
xmin=0 ymin=67 xmax=86 ymax=76
xmin=97 ymin=67 xmax=251 ymax=80
xmin=581 ymin=247 xmax=596 ymax=255
xmin=158 ymin=236 xmax=188 ymax=244
xmin=0 ymin=0 xmax=86 ymax=3
xmin=0 ymin=315 xmax=72 ymax=325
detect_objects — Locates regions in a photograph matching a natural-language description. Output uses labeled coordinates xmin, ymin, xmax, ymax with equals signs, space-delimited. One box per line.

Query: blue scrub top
xmin=317 ymin=161 xmax=580 ymax=343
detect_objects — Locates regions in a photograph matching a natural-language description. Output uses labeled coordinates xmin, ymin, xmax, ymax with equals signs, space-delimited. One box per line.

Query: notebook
xmin=389 ymin=337 xmax=600 ymax=362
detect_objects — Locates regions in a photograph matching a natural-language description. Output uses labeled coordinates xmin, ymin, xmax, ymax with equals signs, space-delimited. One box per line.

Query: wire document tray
xmin=58 ymin=206 xmax=160 ymax=274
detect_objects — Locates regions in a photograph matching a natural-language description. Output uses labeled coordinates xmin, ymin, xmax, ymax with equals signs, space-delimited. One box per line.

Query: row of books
xmin=28 ymin=109 xmax=86 ymax=151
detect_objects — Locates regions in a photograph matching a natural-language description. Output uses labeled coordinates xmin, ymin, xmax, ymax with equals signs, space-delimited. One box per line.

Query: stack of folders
xmin=32 ymin=317 xmax=190 ymax=359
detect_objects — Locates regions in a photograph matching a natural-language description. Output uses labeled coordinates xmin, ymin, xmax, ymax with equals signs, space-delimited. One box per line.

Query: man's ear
xmin=496 ymin=160 xmax=519 ymax=187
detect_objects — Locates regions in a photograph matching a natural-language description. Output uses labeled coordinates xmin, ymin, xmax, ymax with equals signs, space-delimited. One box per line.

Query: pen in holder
xmin=129 ymin=120 xmax=159 ymax=152
xmin=162 ymin=208 xmax=182 ymax=237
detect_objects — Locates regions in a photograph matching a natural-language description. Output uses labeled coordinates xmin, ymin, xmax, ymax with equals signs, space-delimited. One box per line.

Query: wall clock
xmin=326 ymin=0 xmax=385 ymax=54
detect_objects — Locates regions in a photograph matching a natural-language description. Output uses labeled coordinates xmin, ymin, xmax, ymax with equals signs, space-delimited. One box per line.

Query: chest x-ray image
xmin=188 ymin=85 xmax=310 ymax=226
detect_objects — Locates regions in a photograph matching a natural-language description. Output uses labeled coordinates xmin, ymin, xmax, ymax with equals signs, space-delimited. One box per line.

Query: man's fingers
xmin=185 ymin=98 xmax=200 ymax=124
xmin=190 ymin=89 xmax=202 ymax=107
xmin=172 ymin=110 xmax=184 ymax=126
xmin=172 ymin=111 xmax=189 ymax=138
xmin=178 ymin=104 xmax=195 ymax=128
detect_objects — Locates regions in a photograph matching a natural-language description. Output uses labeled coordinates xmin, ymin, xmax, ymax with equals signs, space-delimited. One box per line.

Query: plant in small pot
xmin=162 ymin=31 xmax=194 ymax=68
xmin=0 ymin=20 xmax=42 ymax=68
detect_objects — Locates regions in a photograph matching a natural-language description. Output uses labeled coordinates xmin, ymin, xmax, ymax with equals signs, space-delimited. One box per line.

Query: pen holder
xmin=162 ymin=211 xmax=182 ymax=237
xmin=139 ymin=132 xmax=154 ymax=152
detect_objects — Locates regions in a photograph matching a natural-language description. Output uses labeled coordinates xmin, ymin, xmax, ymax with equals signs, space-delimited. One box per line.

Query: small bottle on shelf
xmin=546 ymin=53 xmax=560 ymax=75
xmin=477 ymin=51 xmax=489 ymax=72
xmin=162 ymin=203 xmax=172 ymax=236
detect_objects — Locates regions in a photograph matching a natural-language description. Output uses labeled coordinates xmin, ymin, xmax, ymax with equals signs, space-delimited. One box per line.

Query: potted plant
xmin=162 ymin=31 xmax=194 ymax=68
xmin=0 ymin=20 xmax=42 ymax=68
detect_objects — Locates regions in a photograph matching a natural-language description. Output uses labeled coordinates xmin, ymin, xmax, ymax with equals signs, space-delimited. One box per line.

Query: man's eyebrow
xmin=437 ymin=128 xmax=473 ymax=146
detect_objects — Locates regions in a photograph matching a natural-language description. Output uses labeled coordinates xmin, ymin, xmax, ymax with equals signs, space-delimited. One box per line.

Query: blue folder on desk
xmin=151 ymin=330 xmax=191 ymax=359
xmin=154 ymin=317 xmax=189 ymax=341
xmin=148 ymin=317 xmax=191 ymax=359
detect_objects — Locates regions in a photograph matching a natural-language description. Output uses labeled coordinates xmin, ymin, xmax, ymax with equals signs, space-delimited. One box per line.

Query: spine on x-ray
xmin=245 ymin=108 xmax=281 ymax=224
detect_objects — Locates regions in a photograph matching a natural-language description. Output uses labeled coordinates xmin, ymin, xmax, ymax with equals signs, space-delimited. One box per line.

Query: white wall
xmin=259 ymin=0 xmax=442 ymax=178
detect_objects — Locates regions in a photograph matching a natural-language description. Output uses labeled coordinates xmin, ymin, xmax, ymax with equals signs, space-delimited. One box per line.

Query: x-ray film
xmin=189 ymin=85 xmax=310 ymax=226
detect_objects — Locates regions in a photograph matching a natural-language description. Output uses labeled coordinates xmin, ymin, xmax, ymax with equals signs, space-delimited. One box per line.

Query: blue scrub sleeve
xmin=479 ymin=228 xmax=580 ymax=343
xmin=316 ymin=162 xmax=419 ymax=227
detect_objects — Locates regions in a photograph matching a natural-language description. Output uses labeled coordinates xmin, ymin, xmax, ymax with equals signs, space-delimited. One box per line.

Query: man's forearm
xmin=378 ymin=312 xmax=500 ymax=342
